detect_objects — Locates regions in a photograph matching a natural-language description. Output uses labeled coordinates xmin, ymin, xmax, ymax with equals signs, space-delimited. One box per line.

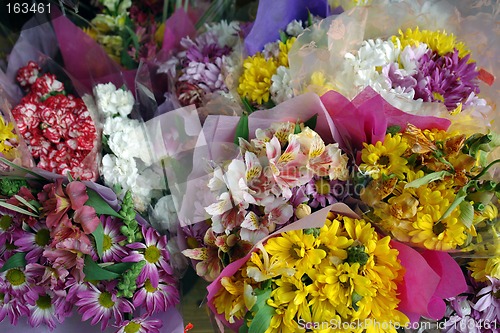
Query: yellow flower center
xmin=432 ymin=92 xmax=445 ymax=103
xmin=186 ymin=237 xmax=199 ymax=249
xmin=432 ymin=221 xmax=446 ymax=235
xmin=378 ymin=155 xmax=390 ymax=167
xmin=0 ymin=215 xmax=12 ymax=231
xmin=124 ymin=322 xmax=141 ymax=333
xmin=36 ymin=295 xmax=52 ymax=310
xmin=144 ymin=279 xmax=157 ymax=293
xmin=98 ymin=291 xmax=115 ymax=309
xmin=103 ymin=234 xmax=112 ymax=252
xmin=6 ymin=269 xmax=26 ymax=286
xmin=144 ymin=245 xmax=161 ymax=264
xmin=315 ymin=178 xmax=331 ymax=195
xmin=35 ymin=229 xmax=51 ymax=247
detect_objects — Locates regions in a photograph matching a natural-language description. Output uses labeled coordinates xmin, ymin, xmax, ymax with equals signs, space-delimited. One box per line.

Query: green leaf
xmin=0 ymin=201 xmax=39 ymax=217
xmin=102 ymin=262 xmax=135 ymax=274
xmin=386 ymin=125 xmax=401 ymax=136
xmin=83 ymin=255 xmax=120 ymax=281
xmin=307 ymin=9 xmax=313 ymax=27
xmin=234 ymin=114 xmax=249 ymax=146
xmin=13 ymin=195 xmax=39 ymax=215
xmin=404 ymin=171 xmax=451 ymax=189
xmin=352 ymin=291 xmax=363 ymax=311
xmin=294 ymin=123 xmax=301 ymax=134
xmin=239 ymin=309 xmax=254 ymax=333
xmin=92 ymin=222 xmax=104 ymax=259
xmin=241 ymin=97 xmax=255 ymax=113
xmin=458 ymin=201 xmax=474 ymax=229
xmin=252 ymin=286 xmax=272 ymax=313
xmin=440 ymin=186 xmax=468 ymax=221
xmin=0 ymin=252 xmax=27 ymax=272
xmin=279 ymin=30 xmax=288 ymax=43
xmin=0 ymin=157 xmax=46 ymax=180
xmin=248 ymin=303 xmax=274 ymax=333
xmin=85 ymin=189 xmax=123 ymax=219
xmin=304 ymin=114 xmax=318 ymax=130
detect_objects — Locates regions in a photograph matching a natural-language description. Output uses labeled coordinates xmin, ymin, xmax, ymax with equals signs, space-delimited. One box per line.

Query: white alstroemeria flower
xmin=270 ymin=66 xmax=294 ymax=104
xmin=246 ymin=244 xmax=295 ymax=282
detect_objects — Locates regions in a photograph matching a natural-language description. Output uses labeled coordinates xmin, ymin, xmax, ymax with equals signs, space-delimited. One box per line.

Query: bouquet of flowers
xmin=158 ymin=19 xmax=243 ymax=108
xmin=287 ymin=0 xmax=497 ymax=117
xmin=206 ymin=206 xmax=466 ymax=332
xmin=180 ymin=92 xmax=350 ymax=282
xmin=357 ymin=123 xmax=499 ymax=252
xmin=93 ymin=81 xmax=166 ymax=213
xmin=0 ymin=162 xmax=181 ymax=332
xmin=230 ymin=0 xmax=330 ymax=109
xmin=9 ymin=61 xmax=99 ymax=180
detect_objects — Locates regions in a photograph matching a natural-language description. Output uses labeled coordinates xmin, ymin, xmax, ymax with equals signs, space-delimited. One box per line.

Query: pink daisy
xmin=75 ymin=283 xmax=134 ymax=330
xmin=115 ymin=314 xmax=162 ymax=333
xmin=101 ymin=216 xmax=128 ymax=262
xmin=0 ymin=288 xmax=29 ymax=325
xmin=14 ymin=223 xmax=51 ymax=263
xmin=0 ymin=264 xmax=35 ymax=297
xmin=123 ymin=226 xmax=173 ymax=288
xmin=132 ymin=273 xmax=179 ymax=314
xmin=25 ymin=287 xmax=65 ymax=330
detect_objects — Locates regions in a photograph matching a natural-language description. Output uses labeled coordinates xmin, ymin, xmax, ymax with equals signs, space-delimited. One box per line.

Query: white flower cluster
xmin=205 ymin=20 xmax=241 ymax=48
xmin=95 ymin=83 xmax=162 ymax=212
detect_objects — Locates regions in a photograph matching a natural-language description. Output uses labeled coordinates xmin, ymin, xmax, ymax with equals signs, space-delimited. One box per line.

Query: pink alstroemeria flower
xmin=39 ymin=179 xmax=100 ymax=234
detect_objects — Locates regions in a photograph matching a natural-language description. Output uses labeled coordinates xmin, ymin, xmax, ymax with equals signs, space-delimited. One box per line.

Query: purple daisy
xmin=414 ymin=49 xmax=480 ymax=110
xmin=0 ymin=264 xmax=35 ymax=297
xmin=100 ymin=216 xmax=128 ymax=262
xmin=305 ymin=176 xmax=348 ymax=208
xmin=115 ymin=314 xmax=163 ymax=333
xmin=473 ymin=276 xmax=500 ymax=323
xmin=75 ymin=282 xmax=134 ymax=330
xmin=0 ymin=288 xmax=29 ymax=325
xmin=132 ymin=273 xmax=179 ymax=314
xmin=13 ymin=223 xmax=50 ymax=264
xmin=24 ymin=287 xmax=64 ymax=330
xmin=123 ymin=226 xmax=173 ymax=288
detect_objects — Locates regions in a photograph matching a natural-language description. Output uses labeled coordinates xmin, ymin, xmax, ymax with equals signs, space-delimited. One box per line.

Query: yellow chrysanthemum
xmin=469 ymin=257 xmax=500 ymax=282
xmin=360 ymin=133 xmax=409 ymax=180
xmin=265 ymin=229 xmax=326 ymax=277
xmin=238 ymin=53 xmax=278 ymax=104
xmin=406 ymin=181 xmax=468 ymax=251
xmin=265 ymin=300 xmax=303 ymax=333
xmin=277 ymin=37 xmax=296 ymax=67
xmin=213 ymin=272 xmax=256 ymax=324
xmin=271 ymin=275 xmax=312 ymax=324
xmin=0 ymin=115 xmax=18 ymax=160
xmin=393 ymin=27 xmax=471 ymax=59
xmin=305 ymin=71 xmax=336 ymax=96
